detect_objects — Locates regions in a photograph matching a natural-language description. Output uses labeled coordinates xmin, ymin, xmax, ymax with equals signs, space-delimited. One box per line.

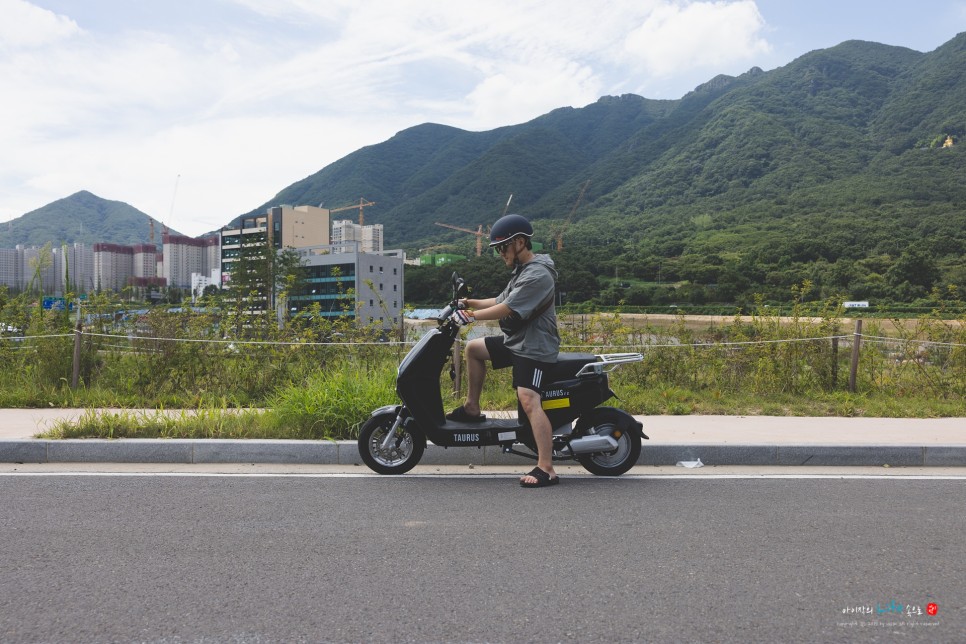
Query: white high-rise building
xmin=93 ymin=243 xmax=134 ymax=292
xmin=133 ymin=244 xmax=157 ymax=279
xmin=161 ymin=234 xmax=219 ymax=289
xmin=1 ymin=245 xmax=65 ymax=294
xmin=0 ymin=248 xmax=20 ymax=291
xmin=62 ymin=243 xmax=94 ymax=294
xmin=332 ymin=219 xmax=384 ymax=253
xmin=15 ymin=244 xmax=61 ymax=294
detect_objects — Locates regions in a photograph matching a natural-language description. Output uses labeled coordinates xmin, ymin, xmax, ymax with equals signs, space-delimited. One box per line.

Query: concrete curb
xmin=1 ymin=439 xmax=964 ymax=467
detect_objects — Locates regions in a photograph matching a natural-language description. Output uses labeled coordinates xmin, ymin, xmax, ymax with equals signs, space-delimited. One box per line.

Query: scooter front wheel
xmin=358 ymin=411 xmax=425 ymax=475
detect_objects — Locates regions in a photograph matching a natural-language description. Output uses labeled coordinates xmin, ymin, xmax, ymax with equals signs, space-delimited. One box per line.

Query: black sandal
xmin=520 ymin=467 xmax=559 ymax=488
xmin=446 ymin=405 xmax=486 ymax=422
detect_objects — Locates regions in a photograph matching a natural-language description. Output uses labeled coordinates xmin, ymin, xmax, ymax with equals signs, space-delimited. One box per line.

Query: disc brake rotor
xmin=371 ymin=429 xmax=413 ymax=466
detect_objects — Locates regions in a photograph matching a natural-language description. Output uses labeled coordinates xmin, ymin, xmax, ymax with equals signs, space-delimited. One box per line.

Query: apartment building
xmin=12 ymin=245 xmax=63 ymax=294
xmin=161 ymin=233 xmax=219 ymax=289
xmin=0 ymin=244 xmax=96 ymax=295
xmin=62 ymin=242 xmax=94 ymax=293
xmin=331 ymin=219 xmax=384 ymax=253
xmin=93 ymin=243 xmax=134 ymax=292
xmin=0 ymin=248 xmax=20 ymax=290
xmin=132 ymin=244 xmax=157 ymax=279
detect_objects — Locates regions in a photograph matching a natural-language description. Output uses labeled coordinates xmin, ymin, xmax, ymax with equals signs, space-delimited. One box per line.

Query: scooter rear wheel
xmin=358 ymin=411 xmax=424 ymax=475
xmin=575 ymin=409 xmax=641 ymax=476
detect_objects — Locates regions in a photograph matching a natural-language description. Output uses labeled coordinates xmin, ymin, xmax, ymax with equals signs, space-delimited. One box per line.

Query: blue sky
xmin=2 ymin=0 xmax=964 ymax=238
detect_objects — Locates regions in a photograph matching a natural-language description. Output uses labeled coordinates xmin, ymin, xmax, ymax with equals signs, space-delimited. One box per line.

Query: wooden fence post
xmin=71 ymin=299 xmax=82 ymax=389
xmin=831 ymin=336 xmax=839 ymax=388
xmin=848 ymin=319 xmax=862 ymax=393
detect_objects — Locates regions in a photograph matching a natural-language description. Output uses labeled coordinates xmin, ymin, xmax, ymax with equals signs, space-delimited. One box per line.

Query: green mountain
xmin=244 ymin=34 xmax=966 ymax=306
xmin=0 ymin=191 xmax=181 ymax=248
xmin=10 ymin=34 xmax=966 ymax=306
xmin=238 ymin=94 xmax=676 ymax=240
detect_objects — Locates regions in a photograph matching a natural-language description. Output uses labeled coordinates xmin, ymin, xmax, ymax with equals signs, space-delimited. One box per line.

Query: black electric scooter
xmin=358 ymin=272 xmax=648 ymax=476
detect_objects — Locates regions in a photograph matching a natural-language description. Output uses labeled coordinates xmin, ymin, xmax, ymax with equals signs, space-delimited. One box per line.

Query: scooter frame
xmin=360 ymin=273 xmax=648 ymax=474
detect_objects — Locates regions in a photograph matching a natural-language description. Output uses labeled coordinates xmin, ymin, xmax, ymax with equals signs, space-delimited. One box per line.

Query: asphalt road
xmin=1 ymin=472 xmax=963 ymax=643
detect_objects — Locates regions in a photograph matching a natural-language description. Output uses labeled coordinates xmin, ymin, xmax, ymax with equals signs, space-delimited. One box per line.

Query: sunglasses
xmin=494 ymin=238 xmax=515 ymax=254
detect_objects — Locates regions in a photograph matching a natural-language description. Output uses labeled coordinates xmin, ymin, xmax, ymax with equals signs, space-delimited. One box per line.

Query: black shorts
xmin=483 ymin=335 xmax=554 ymax=393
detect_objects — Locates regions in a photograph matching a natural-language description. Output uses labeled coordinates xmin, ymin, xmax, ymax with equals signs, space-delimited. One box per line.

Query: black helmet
xmin=488 ymin=214 xmax=533 ymax=247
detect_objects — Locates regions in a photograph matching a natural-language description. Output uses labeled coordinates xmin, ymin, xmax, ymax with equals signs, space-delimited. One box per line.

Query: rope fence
xmin=859 ymin=334 xmax=966 ymax=349
xmin=4 ymin=331 xmax=966 ymax=351
xmin=4 ymin=321 xmax=966 ymax=397
xmin=81 ymin=332 xmax=410 ymax=347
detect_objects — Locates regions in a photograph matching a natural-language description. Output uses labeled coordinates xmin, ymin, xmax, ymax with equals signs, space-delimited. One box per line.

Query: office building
xmin=290 ymin=243 xmax=405 ymax=329
xmin=220 ymin=205 xmax=330 ymax=285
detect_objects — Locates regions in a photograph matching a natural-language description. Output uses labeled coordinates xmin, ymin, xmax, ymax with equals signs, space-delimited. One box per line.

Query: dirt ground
xmin=566 ymin=312 xmax=960 ymax=336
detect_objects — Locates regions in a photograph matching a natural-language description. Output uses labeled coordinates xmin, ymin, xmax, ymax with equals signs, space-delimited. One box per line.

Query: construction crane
xmin=554 ymin=180 xmax=590 ymax=251
xmin=163 ymin=174 xmax=179 ymax=241
xmin=329 ymin=197 xmax=376 ymax=226
xmin=435 ymin=222 xmax=486 ymax=256
xmin=148 ymin=217 xmax=154 ymax=244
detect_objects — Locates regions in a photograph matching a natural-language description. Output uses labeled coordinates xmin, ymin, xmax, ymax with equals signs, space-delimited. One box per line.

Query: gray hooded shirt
xmin=495 ymin=254 xmax=560 ymax=363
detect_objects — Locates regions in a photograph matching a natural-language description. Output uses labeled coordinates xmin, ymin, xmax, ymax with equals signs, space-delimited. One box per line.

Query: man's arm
xmin=470 ymin=302 xmax=514 ymax=322
xmin=462 ymin=297 xmax=497 ymax=310
xmin=461 ymin=298 xmax=513 ymax=322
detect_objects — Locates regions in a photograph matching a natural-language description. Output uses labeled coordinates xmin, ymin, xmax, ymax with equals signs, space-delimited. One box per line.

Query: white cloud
xmin=624 ymin=0 xmax=770 ymax=77
xmin=0 ymin=0 xmax=80 ymax=50
xmin=1 ymin=0 xmax=778 ymax=237
xmin=464 ymin=60 xmax=601 ymax=128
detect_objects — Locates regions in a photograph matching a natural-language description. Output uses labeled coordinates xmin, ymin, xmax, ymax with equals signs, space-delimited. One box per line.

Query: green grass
xmin=37 ymin=388 xmax=966 ymax=441
xmin=12 ymin=290 xmax=966 ymax=440
xmin=40 ymin=407 xmax=265 ymax=439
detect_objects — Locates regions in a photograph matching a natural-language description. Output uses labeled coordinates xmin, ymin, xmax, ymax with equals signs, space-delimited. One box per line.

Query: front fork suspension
xmin=379 ymin=414 xmax=406 ymax=452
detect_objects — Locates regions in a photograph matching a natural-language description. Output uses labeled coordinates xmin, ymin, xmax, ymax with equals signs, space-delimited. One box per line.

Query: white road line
xmin=1 ymin=472 xmax=965 ymax=480
xmin=625 ymin=474 xmax=966 ymax=480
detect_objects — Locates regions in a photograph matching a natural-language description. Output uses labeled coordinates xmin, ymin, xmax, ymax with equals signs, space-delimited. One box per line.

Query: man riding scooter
xmin=447 ymin=214 xmax=562 ymax=488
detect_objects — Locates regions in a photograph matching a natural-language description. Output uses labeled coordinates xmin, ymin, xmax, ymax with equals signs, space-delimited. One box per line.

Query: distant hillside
xmin=11 ymin=34 xmax=966 ymax=307
xmin=0 ymin=191 xmax=183 ymax=248
xmin=241 ymin=33 xmax=966 ymax=306
xmin=237 ymin=94 xmax=677 ymax=242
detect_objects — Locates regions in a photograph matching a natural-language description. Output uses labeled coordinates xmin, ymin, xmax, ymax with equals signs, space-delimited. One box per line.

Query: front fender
xmin=371 ymin=404 xmax=401 ymax=417
xmin=576 ymin=407 xmax=648 ymax=440
xmin=367 ymin=405 xmax=426 ymax=449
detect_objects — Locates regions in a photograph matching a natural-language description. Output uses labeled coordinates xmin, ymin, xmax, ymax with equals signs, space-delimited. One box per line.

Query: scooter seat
xmin=550 ymin=353 xmax=598 ymax=380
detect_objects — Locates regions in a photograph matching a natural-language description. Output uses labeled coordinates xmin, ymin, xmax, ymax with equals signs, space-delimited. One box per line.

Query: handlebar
xmin=437 ymin=304 xmax=455 ymax=322
xmin=436 ymin=272 xmax=468 ymax=323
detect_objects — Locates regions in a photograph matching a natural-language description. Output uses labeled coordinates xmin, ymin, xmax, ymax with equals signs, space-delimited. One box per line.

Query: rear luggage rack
xmin=575 ymin=353 xmax=643 ymax=376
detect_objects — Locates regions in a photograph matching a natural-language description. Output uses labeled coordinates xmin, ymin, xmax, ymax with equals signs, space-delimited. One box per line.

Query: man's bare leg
xmin=460 ymin=338 xmax=490 ymax=416
xmin=517 ymin=387 xmax=557 ymax=483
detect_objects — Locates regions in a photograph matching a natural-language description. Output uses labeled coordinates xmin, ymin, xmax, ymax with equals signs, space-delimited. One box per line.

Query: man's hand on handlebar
xmin=450 ymin=309 xmax=475 ymax=326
